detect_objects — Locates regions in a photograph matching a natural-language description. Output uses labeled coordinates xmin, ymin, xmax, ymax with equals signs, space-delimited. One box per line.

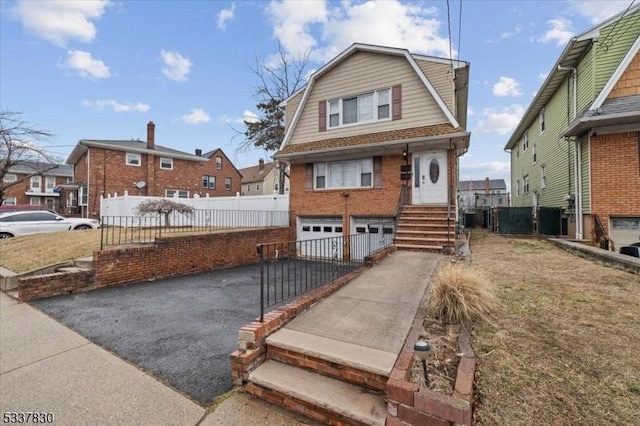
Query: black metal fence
xmin=258 ymin=233 xmax=389 ymax=322
xmin=100 ymin=209 xmax=289 ymax=249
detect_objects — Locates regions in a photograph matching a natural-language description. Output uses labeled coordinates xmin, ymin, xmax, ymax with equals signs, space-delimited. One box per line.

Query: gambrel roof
xmin=278 ymin=43 xmax=467 ymax=153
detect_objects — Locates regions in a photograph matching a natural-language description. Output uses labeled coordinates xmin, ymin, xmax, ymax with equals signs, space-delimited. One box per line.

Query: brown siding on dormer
xmin=415 ymin=59 xmax=455 ymax=113
xmin=287 ymin=51 xmax=448 ymax=145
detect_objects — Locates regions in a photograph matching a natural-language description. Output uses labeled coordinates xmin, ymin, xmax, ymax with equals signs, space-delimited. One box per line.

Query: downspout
xmin=86 ymin=149 xmax=90 ymax=219
xmin=559 ymin=64 xmax=582 ymax=239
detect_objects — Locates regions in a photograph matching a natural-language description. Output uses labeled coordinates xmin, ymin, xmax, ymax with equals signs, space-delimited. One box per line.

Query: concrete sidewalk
xmin=0 ymin=292 xmax=316 ymax=426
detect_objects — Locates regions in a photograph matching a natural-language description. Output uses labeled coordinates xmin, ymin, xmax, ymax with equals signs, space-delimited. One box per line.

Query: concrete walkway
xmin=271 ymin=251 xmax=439 ymax=375
xmin=0 ymin=292 xmax=316 ymax=425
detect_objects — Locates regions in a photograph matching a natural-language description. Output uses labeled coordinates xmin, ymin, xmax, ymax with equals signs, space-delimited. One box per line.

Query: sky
xmin=0 ymin=0 xmax=635 ymax=188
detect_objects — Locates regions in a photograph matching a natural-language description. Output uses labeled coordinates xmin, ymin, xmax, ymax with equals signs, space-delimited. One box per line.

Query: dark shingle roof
xmin=458 ymin=179 xmax=507 ymax=191
xmin=8 ymin=162 xmax=73 ymax=177
xmin=239 ymin=162 xmax=276 ymax=184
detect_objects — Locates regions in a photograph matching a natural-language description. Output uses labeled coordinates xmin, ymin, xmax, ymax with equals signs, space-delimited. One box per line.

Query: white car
xmin=0 ymin=211 xmax=100 ymax=238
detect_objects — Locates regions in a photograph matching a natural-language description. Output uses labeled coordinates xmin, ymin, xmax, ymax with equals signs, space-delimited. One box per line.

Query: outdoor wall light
xmin=414 ymin=340 xmax=431 ymax=386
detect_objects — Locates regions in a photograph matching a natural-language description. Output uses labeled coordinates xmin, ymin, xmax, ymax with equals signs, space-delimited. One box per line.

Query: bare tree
xmin=233 ymin=40 xmax=311 ymax=193
xmin=135 ymin=199 xmax=194 ymax=227
xmin=0 ymin=111 xmax=58 ymax=205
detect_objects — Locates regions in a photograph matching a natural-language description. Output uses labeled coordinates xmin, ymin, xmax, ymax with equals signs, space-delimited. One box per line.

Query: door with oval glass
xmin=412 ymin=151 xmax=448 ymax=204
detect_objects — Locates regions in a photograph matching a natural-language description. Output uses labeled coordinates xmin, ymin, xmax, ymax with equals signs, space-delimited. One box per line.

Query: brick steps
xmin=395 ymin=206 xmax=454 ymax=253
xmin=247 ymin=360 xmax=386 ymax=426
xmin=243 ymin=328 xmax=394 ymax=425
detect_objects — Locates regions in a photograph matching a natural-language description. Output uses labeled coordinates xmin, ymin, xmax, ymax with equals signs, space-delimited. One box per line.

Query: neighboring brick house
xmin=66 ymin=122 xmax=242 ymax=217
xmin=275 ymin=43 xmax=470 ymax=254
xmin=1 ymin=162 xmax=73 ymax=213
xmin=505 ymin=6 xmax=639 ymax=248
xmin=239 ymin=159 xmax=290 ymax=195
xmin=458 ymin=178 xmax=508 ymax=210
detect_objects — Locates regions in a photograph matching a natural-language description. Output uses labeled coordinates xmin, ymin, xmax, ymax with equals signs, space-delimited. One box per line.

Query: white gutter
xmin=575 ymin=140 xmax=583 ymax=240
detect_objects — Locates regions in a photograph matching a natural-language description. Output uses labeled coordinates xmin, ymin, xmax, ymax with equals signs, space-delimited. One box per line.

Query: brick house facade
xmin=66 ymin=122 xmax=242 ymax=217
xmin=275 ymin=44 xmax=470 ymax=250
xmin=1 ymin=162 xmax=73 ymax=212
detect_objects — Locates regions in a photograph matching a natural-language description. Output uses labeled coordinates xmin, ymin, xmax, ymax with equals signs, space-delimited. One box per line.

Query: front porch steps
xmin=248 ymin=361 xmax=386 ymax=426
xmin=395 ymin=205 xmax=455 ymax=253
xmin=244 ymin=328 xmax=391 ymax=425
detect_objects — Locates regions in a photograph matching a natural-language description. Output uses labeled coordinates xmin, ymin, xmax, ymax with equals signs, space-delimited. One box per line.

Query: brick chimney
xmin=485 ymin=177 xmax=490 ymax=194
xmin=259 ymin=158 xmax=264 ymax=173
xmin=147 ymin=121 xmax=155 ymax=149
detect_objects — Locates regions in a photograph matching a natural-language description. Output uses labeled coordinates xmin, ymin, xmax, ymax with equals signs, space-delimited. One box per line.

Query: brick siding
xmin=19 ymin=227 xmax=292 ymax=301
xmin=75 ymin=147 xmax=242 ymax=217
xmin=290 ymin=151 xmax=458 ymax=239
xmin=590 ymin=131 xmax=640 ymax=234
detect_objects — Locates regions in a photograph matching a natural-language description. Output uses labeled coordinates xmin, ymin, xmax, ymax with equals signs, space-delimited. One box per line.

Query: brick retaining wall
xmin=19 ymin=227 xmax=292 ymax=301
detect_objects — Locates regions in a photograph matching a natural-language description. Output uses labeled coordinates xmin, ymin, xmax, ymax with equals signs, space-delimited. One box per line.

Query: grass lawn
xmin=470 ymin=231 xmax=640 ymax=425
xmin=0 ymin=230 xmax=100 ymax=273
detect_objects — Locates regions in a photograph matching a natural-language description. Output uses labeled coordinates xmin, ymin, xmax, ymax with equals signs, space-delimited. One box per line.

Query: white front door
xmin=412 ymin=151 xmax=448 ymax=205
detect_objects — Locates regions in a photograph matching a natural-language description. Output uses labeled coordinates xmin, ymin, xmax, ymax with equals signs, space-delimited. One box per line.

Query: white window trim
xmin=224 ymin=178 xmax=232 ymax=191
xmin=30 ymin=175 xmax=41 ymax=190
xmin=29 ymin=197 xmax=40 ymax=205
xmin=327 ymin=88 xmax=391 ymax=129
xmin=202 ymin=175 xmax=216 ymax=189
xmin=523 ymin=175 xmax=530 ymax=194
xmin=539 ymin=108 xmax=545 ymax=134
xmin=160 ymin=157 xmax=173 ymax=170
xmin=532 ymin=145 xmax=537 ymax=165
xmin=126 ymin=152 xmax=141 ymax=166
xmin=314 ymin=158 xmax=374 ymax=190
xmin=79 ymin=187 xmax=88 ymax=206
xmin=541 ymin=164 xmax=547 ymax=189
xmin=516 ymin=180 xmax=521 ymax=196
xmin=4 ymin=173 xmax=17 ymax=183
xmin=522 ymin=131 xmax=529 ymax=152
xmin=45 ymin=176 xmax=56 ymax=192
xmin=4 ymin=196 xmax=16 ymax=205
xmin=165 ymin=189 xmax=189 ymax=198
xmin=216 ymin=157 xmax=222 ymax=170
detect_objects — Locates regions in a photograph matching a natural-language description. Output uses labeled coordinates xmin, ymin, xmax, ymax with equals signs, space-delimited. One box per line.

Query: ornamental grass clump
xmin=427 ymin=263 xmax=495 ymax=324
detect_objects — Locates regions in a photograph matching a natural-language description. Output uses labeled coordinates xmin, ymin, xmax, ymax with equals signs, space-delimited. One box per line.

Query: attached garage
xmin=610 ymin=217 xmax=640 ymax=249
xmin=351 ymin=217 xmax=395 ymax=260
xmin=296 ymin=216 xmax=343 ymax=259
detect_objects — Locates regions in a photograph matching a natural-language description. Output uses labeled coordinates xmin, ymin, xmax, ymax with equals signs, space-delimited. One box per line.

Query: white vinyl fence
xmin=100 ymin=191 xmax=289 ymax=228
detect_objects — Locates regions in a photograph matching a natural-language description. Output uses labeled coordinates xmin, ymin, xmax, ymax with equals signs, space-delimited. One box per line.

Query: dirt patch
xmin=471 ymin=231 xmax=640 ymax=425
xmin=410 ymin=317 xmax=461 ymax=393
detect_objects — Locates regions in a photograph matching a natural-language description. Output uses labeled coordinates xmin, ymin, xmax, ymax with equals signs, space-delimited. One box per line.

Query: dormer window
xmin=327 ymin=88 xmax=391 ymax=128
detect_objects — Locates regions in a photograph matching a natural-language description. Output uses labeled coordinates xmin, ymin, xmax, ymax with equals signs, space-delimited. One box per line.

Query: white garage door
xmin=297 ymin=217 xmax=343 ymax=259
xmin=351 ymin=217 xmax=395 ymax=260
xmin=610 ymin=217 xmax=640 ymax=249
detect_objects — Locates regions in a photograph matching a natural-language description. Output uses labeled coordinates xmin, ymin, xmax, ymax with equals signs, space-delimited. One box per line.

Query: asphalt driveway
xmin=31 ymin=263 xmax=266 ymax=406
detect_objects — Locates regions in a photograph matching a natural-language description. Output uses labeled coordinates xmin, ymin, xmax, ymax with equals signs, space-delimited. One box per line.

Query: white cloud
xmin=493 ymin=77 xmax=523 ymax=97
xmin=487 ymin=24 xmax=523 ymax=43
xmin=474 ymin=104 xmax=526 ymax=135
xmin=65 ymin=50 xmax=110 ymax=79
xmin=181 ymin=108 xmax=211 ymax=124
xmin=567 ymin=0 xmax=631 ymax=24
xmin=161 ymin=50 xmax=193 ymax=82
xmin=12 ymin=0 xmax=109 ymax=47
xmin=217 ymin=3 xmax=235 ymax=30
xmin=243 ymin=110 xmax=260 ymax=124
xmin=467 ymin=107 xmax=475 ymax=116
xmin=539 ymin=19 xmax=574 ymax=46
xmin=538 ymin=72 xmax=549 ymax=81
xmin=82 ymin=99 xmax=149 ymax=112
xmin=267 ymin=0 xmax=452 ymax=63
